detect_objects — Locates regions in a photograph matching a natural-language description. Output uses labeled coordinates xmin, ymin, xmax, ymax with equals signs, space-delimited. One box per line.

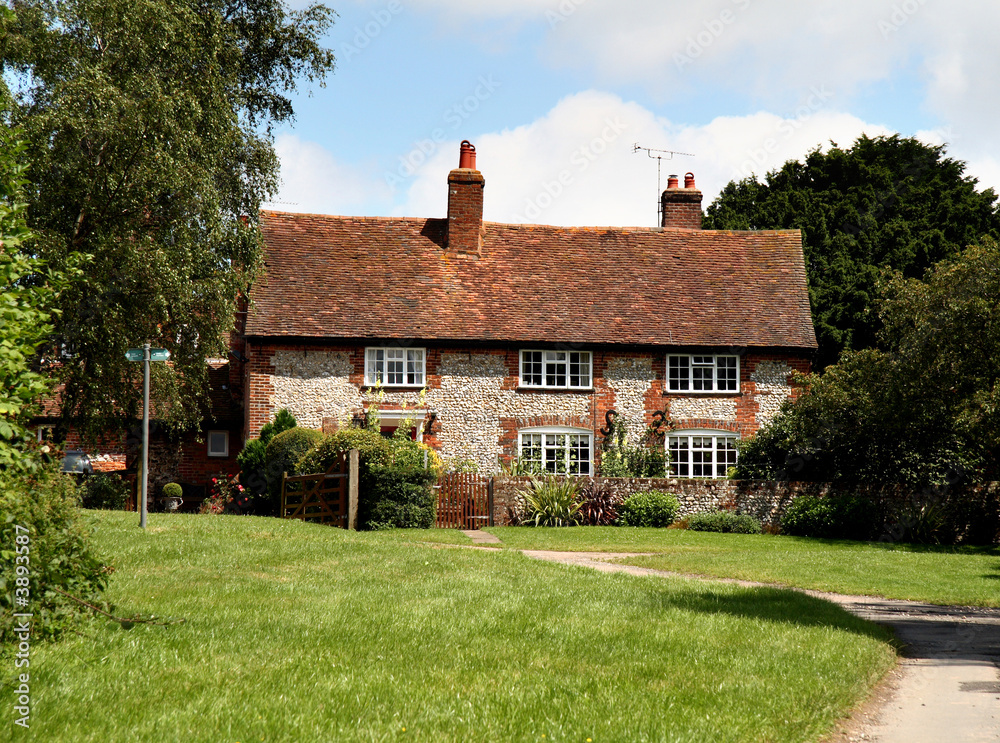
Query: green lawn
xmin=4 ymin=513 xmax=895 ymax=742
xmin=487 ymin=526 xmax=1000 ymax=607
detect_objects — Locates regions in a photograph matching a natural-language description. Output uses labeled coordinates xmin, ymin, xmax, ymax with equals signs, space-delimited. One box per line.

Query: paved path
xmin=519 ymin=550 xmax=1000 ymax=743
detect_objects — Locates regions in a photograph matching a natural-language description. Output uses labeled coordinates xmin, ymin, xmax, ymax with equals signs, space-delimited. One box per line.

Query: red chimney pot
xmin=684 ymin=172 xmax=696 ymax=189
xmin=667 ymin=174 xmax=679 ymax=189
xmin=459 ymin=140 xmax=477 ymax=170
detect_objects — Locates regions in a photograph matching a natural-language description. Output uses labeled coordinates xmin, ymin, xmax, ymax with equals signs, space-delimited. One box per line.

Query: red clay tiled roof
xmin=248 ymin=212 xmax=817 ymax=349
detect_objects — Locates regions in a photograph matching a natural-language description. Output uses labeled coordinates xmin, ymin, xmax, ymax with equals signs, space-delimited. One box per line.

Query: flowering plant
xmin=199 ymin=473 xmax=250 ymax=514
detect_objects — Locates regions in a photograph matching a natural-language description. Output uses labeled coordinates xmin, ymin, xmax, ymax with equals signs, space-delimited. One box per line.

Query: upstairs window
xmin=365 ymin=348 xmax=425 ymax=386
xmin=668 ymin=430 xmax=737 ymax=478
xmin=520 ymin=350 xmax=592 ymax=389
xmin=519 ymin=428 xmax=592 ymax=475
xmin=667 ymin=355 xmax=739 ymax=393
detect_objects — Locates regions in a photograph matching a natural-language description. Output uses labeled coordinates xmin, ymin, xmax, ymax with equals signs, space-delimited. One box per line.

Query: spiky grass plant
xmin=518 ymin=475 xmax=583 ymax=526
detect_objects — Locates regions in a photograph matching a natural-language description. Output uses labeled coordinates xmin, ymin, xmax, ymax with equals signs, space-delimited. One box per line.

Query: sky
xmin=269 ymin=0 xmax=1000 ymax=228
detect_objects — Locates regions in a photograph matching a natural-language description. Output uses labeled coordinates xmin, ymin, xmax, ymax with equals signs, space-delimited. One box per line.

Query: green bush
xmin=687 ymin=510 xmax=763 ymax=534
xmin=239 ymin=409 xmax=298 ymax=502
xmin=79 ymin=473 xmax=130 ymax=510
xmin=263 ymin=427 xmax=325 ymax=514
xmin=161 ymin=482 xmax=183 ymax=499
xmin=299 ymin=429 xmax=438 ymax=530
xmin=0 ymin=467 xmax=106 ymax=642
xmin=518 ymin=476 xmax=582 ymax=527
xmin=617 ymin=490 xmax=680 ymax=527
xmin=781 ymin=494 xmax=876 ymax=540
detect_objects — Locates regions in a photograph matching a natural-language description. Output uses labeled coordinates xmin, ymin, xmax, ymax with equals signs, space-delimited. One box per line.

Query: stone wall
xmin=245 ymin=343 xmax=811 ymax=474
xmin=492 ymin=476 xmax=828 ymax=527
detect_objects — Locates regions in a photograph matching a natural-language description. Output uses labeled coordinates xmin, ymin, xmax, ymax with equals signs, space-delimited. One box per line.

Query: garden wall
xmin=491 ymin=477 xmax=1000 ymax=543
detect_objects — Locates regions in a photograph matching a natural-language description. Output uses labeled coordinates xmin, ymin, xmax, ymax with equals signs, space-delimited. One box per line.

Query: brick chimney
xmin=660 ymin=172 xmax=702 ymax=229
xmin=447 ymin=140 xmax=485 ymax=255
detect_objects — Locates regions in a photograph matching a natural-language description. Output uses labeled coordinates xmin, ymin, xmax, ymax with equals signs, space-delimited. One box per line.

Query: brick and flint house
xmin=240 ymin=141 xmax=817 ymax=477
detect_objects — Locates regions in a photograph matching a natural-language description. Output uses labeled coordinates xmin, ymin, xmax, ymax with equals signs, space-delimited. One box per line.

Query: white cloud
xmin=274 ymin=91 xmax=897 ymax=226
xmin=267 ymin=134 xmax=392 ymax=215
xmin=404 ymin=0 xmax=1000 ymax=179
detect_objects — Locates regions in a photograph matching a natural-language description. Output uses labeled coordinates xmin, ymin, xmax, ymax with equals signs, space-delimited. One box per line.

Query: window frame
xmin=666 ymin=354 xmax=740 ymax=394
xmin=519 ymin=350 xmax=593 ymax=390
xmin=207 ymin=430 xmax=230 ymax=458
xmin=364 ymin=347 xmax=426 ymax=387
xmin=667 ymin=429 xmax=738 ymax=479
xmin=518 ymin=426 xmax=593 ymax=476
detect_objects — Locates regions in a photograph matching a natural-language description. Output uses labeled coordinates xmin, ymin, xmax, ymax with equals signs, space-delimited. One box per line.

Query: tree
xmin=736 ymin=236 xmax=1000 ymax=486
xmin=0 ymin=0 xmax=335 ymax=441
xmin=0 ymin=129 xmax=84 ymax=469
xmin=705 ymin=135 xmax=1000 ymax=368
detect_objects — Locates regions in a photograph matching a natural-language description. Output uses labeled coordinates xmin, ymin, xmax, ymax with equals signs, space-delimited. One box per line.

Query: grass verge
xmin=2 ymin=513 xmax=895 ymax=742
xmin=488 ymin=526 xmax=1000 ymax=606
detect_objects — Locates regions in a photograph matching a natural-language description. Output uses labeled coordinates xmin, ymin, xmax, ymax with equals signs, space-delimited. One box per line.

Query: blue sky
xmin=270 ymin=0 xmax=999 ymax=227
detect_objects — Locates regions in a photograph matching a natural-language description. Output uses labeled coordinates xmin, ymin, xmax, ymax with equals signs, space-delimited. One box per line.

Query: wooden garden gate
xmin=280 ymin=450 xmax=359 ymax=528
xmin=436 ymin=473 xmax=494 ymax=529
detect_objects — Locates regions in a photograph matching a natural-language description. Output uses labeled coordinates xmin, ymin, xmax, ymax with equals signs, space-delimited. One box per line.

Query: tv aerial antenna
xmin=633 ymin=143 xmax=695 ymax=225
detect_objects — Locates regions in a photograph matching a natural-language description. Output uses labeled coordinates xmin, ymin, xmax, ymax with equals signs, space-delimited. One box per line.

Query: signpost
xmin=125 ymin=345 xmax=170 ymax=528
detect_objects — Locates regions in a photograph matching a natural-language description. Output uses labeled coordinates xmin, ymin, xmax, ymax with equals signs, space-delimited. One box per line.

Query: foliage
xmin=1 ymin=0 xmax=336 ymax=441
xmin=161 ymin=482 xmax=183 ymax=500
xmin=577 ymin=481 xmax=621 ymax=526
xmin=686 ymin=511 xmax=763 ymax=535
xmin=780 ymin=495 xmax=878 ymax=541
xmin=199 ymin=473 xmax=249 ymax=515
xmin=598 ymin=415 xmax=670 ymax=477
xmin=364 ymin=462 xmax=437 ymax=530
xmin=299 ymin=427 xmax=438 ymax=530
xmin=262 ymin=427 xmax=324 ymax=513
xmin=736 ymin=237 xmax=1000 ymax=486
xmin=705 ymin=134 xmax=1000 ymax=368
xmin=617 ymin=490 xmax=680 ymax=528
xmin=0 ymin=131 xmax=85 ymax=470
xmin=79 ymin=473 xmax=130 ymax=510
xmin=237 ymin=408 xmax=297 ymax=500
xmin=0 ymin=465 xmax=106 ymax=642
xmin=517 ymin=476 xmax=582 ymax=527
xmin=443 ymin=456 xmax=479 ymax=474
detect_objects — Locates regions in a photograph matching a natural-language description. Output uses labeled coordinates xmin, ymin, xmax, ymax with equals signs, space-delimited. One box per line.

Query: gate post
xmin=347 ymin=448 xmax=359 ymax=530
xmin=487 ymin=477 xmax=495 ymax=527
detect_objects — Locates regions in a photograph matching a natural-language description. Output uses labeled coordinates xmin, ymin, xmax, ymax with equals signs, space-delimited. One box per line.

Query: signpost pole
xmin=140 ymin=342 xmax=150 ymax=529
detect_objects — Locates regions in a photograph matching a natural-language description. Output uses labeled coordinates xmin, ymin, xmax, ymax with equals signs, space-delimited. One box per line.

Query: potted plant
xmin=159 ymin=482 xmax=184 ymax=512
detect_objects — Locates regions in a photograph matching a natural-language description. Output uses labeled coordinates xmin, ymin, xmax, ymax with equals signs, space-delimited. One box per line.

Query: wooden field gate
xmin=280 ymin=450 xmax=359 ymax=528
xmin=436 ymin=473 xmax=494 ymax=529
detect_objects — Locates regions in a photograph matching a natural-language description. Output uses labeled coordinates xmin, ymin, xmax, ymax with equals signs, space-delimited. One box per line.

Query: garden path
xmin=518 ymin=549 xmax=1000 ymax=743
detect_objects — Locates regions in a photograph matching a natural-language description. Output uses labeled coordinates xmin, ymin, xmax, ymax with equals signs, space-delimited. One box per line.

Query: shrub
xmin=263 ymin=427 xmax=325 ymax=511
xmin=617 ymin=490 xmax=679 ymax=527
xmin=577 ymin=481 xmax=621 ymax=526
xmin=239 ymin=409 xmax=298 ymax=505
xmin=687 ymin=510 xmax=763 ymax=534
xmin=518 ymin=476 xmax=582 ymax=527
xmin=0 ymin=466 xmax=106 ymax=642
xmin=598 ymin=417 xmax=669 ymax=477
xmin=79 ymin=473 xmax=130 ymax=510
xmin=299 ymin=429 xmax=438 ymax=530
xmin=781 ymin=494 xmax=877 ymax=540
xmin=200 ymin=473 xmax=250 ymax=515
xmin=161 ymin=482 xmax=183 ymax=499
